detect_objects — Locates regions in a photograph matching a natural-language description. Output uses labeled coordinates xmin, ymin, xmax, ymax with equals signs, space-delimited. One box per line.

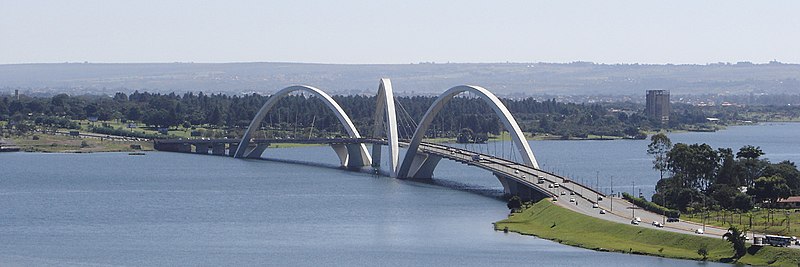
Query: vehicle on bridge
xmin=471 ymin=154 xmax=481 ymax=161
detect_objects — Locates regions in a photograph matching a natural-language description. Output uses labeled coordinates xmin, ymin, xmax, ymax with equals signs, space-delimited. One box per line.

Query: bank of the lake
xmin=7 ymin=133 xmax=152 ymax=153
xmin=495 ymin=199 xmax=800 ymax=266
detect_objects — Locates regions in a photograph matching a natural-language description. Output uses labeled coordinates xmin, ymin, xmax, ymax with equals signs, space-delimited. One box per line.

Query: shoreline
xmin=495 ymin=199 xmax=800 ymax=266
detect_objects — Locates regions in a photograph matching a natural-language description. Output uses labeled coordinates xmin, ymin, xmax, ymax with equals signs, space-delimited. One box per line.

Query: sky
xmin=1 ymin=0 xmax=799 ymax=65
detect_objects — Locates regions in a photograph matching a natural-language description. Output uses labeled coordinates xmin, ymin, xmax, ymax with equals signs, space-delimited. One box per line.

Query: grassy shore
xmin=495 ymin=199 xmax=800 ymax=266
xmin=8 ymin=133 xmax=152 ymax=153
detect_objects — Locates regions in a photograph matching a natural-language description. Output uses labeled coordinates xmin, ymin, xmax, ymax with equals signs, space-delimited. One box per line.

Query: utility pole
xmin=702 ymin=196 xmax=707 ymax=233
xmin=596 ymin=171 xmax=599 ymax=192
xmin=610 ymin=175 xmax=614 ymax=212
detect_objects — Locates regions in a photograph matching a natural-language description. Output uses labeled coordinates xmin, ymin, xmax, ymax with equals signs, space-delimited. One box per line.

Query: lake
xmin=1 ymin=123 xmax=796 ymax=266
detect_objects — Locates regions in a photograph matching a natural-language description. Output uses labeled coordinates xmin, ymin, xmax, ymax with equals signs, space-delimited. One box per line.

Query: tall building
xmin=645 ymin=90 xmax=670 ymax=122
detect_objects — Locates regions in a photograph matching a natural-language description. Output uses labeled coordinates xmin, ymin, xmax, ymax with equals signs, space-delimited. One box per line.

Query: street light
xmin=610 ymin=175 xmax=614 ymax=212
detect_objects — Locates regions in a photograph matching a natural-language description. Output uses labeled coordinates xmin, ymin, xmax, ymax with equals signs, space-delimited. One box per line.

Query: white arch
xmin=234 ymin=85 xmax=372 ymax=167
xmin=372 ymin=78 xmax=400 ymax=177
xmin=397 ymin=85 xmax=539 ymax=178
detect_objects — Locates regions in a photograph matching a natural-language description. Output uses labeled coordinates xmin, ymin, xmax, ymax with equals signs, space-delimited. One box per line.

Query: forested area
xmin=648 ymin=134 xmax=800 ymax=213
xmin=0 ymin=91 xmax=669 ymax=139
xmin=0 ymin=91 xmax=785 ymax=140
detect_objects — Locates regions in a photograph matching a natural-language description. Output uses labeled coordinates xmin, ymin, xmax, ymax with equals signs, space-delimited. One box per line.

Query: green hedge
xmin=623 ymin=192 xmax=681 ymax=218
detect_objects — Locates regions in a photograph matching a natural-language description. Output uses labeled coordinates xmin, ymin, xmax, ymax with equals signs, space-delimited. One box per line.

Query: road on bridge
xmin=417 ymin=142 xmax=769 ymax=243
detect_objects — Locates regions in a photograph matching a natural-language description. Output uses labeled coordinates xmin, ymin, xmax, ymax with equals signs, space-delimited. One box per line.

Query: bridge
xmin=153 ymin=78 xmax=784 ymax=242
xmin=154 ymin=78 xmax=604 ymax=203
xmin=155 ymin=135 xmax=606 ymax=202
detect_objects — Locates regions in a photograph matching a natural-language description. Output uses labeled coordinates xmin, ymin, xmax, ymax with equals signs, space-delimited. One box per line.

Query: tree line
xmin=648 ymin=134 xmax=800 ymax=213
xmin=0 ymin=91 xmax=755 ymax=139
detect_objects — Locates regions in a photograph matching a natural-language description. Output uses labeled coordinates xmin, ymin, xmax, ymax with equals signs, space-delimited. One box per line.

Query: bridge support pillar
xmin=211 ymin=143 xmax=226 ymax=155
xmin=371 ymin=143 xmax=382 ymax=170
xmin=404 ymin=152 xmax=442 ymax=179
xmin=177 ymin=143 xmax=191 ymax=153
xmin=154 ymin=142 xmax=179 ymax=152
xmin=495 ymin=173 xmax=546 ymax=202
xmin=243 ymin=143 xmax=270 ymax=159
xmin=331 ymin=143 xmax=371 ymax=170
xmin=228 ymin=143 xmax=238 ymax=157
xmin=194 ymin=144 xmax=209 ymax=154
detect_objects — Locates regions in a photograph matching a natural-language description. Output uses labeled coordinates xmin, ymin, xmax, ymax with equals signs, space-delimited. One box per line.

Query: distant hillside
xmin=1 ymin=62 xmax=798 ymax=96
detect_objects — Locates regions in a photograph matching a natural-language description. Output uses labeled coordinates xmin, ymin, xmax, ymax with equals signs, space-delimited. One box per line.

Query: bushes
xmin=623 ymin=192 xmax=681 ymax=218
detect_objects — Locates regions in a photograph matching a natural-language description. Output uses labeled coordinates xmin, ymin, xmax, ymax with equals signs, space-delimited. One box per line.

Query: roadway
xmin=417 ymin=142 xmax=742 ymax=241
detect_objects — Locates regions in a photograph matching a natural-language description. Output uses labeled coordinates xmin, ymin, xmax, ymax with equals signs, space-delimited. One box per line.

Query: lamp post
xmin=596 ymin=171 xmax=599 ymax=192
xmin=610 ymin=175 xmax=614 ymax=212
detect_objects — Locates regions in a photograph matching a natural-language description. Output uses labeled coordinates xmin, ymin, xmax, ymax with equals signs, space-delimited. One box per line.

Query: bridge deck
xmin=417 ymin=142 xmax=605 ymax=201
xmin=155 ymin=137 xmax=604 ymax=202
xmin=154 ymin=137 xmax=384 ymax=145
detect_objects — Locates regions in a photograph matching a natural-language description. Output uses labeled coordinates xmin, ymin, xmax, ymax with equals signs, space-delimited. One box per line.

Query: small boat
xmin=128 ymin=152 xmax=146 ymax=156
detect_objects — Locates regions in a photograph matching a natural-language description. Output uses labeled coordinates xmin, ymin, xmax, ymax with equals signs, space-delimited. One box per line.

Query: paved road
xmin=419 ymin=142 xmax=799 ymax=248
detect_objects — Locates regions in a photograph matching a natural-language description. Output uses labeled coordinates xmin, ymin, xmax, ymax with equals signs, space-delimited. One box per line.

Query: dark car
xmin=666 ymin=217 xmax=679 ymax=223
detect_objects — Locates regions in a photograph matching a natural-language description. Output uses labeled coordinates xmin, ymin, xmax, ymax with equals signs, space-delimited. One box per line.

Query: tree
xmin=716 ymin=148 xmax=739 ymax=186
xmin=724 ymin=226 xmax=747 ymax=259
xmin=697 ymin=243 xmax=709 ymax=260
xmin=749 ymin=175 xmax=792 ymax=204
xmin=666 ymin=143 xmax=719 ymax=191
xmin=763 ymin=160 xmax=800 ymax=193
xmin=456 ymin=128 xmax=474 ymax=143
xmin=647 ymin=133 xmax=672 ymax=180
xmin=709 ymin=184 xmax=739 ymax=209
xmin=732 ymin=193 xmax=754 ymax=212
xmin=507 ymin=196 xmax=522 ymax=211
xmin=736 ymin=145 xmax=764 ymax=159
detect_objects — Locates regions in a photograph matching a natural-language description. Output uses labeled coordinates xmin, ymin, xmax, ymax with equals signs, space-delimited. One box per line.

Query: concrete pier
xmin=211 ymin=143 xmax=226 ymax=155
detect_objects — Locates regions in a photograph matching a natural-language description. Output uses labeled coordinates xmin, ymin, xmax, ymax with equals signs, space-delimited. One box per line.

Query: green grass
xmin=495 ymin=199 xmax=800 ymax=266
xmin=683 ymin=209 xmax=800 ymax=237
xmin=9 ymin=133 xmax=152 ymax=153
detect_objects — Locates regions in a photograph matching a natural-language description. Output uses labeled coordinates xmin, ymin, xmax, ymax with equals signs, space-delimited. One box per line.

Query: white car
xmin=553 ymin=183 xmax=560 ymax=188
xmin=599 ymin=209 xmax=606 ymax=214
xmin=569 ymin=197 xmax=576 ymax=202
xmin=695 ymin=228 xmax=704 ymax=234
xmin=631 ymin=220 xmax=639 ymax=225
xmin=561 ymin=191 xmax=567 ymax=195
xmin=635 ymin=217 xmax=642 ymax=223
xmin=592 ymin=203 xmax=599 ymax=208
xmin=651 ymin=221 xmax=663 ymax=228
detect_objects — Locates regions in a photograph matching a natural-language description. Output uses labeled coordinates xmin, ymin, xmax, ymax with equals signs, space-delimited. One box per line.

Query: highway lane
xmin=418 ymin=142 xmax=767 ymax=243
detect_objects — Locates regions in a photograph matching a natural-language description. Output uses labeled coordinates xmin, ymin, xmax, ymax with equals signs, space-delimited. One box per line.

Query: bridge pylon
xmin=370 ymin=78 xmax=401 ymax=177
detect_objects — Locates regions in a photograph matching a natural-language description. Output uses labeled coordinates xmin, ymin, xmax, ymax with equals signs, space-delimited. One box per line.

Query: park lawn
xmin=682 ymin=209 xmax=800 ymax=237
xmin=495 ymin=199 xmax=800 ymax=266
xmin=73 ymin=119 xmax=227 ymax=139
xmin=9 ymin=133 xmax=152 ymax=153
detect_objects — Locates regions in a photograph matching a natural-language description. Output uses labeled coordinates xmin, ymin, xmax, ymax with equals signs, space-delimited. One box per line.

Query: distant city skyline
xmin=2 ymin=0 xmax=799 ymax=65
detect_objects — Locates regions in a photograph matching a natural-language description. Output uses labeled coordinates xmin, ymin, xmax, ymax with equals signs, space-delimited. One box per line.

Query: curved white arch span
xmin=372 ymin=78 xmax=400 ymax=177
xmin=234 ymin=85 xmax=372 ymax=167
xmin=397 ymin=85 xmax=539 ymax=179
